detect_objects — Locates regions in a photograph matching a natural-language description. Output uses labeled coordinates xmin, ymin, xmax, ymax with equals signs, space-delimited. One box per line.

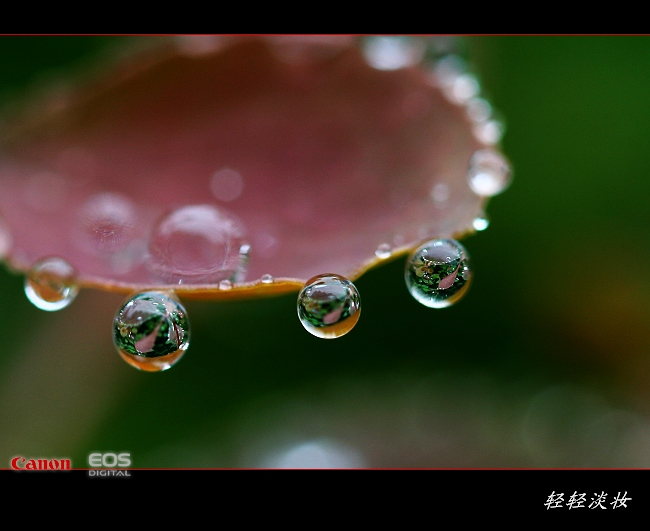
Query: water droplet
xmin=219 ymin=279 xmax=232 ymax=290
xmin=430 ymin=182 xmax=451 ymax=205
xmin=473 ymin=213 xmax=490 ymax=231
xmin=260 ymin=274 xmax=274 ymax=284
xmin=25 ymin=257 xmax=79 ymax=311
xmin=210 ymin=167 xmax=244 ymax=202
xmin=361 ymin=36 xmax=425 ymax=71
xmin=467 ymin=149 xmax=512 ymax=196
xmin=473 ymin=119 xmax=504 ymax=145
xmin=466 ymin=97 xmax=492 ymax=123
xmin=449 ymin=73 xmax=480 ymax=104
xmin=375 ymin=243 xmax=391 ymax=259
xmin=147 ymin=204 xmax=247 ymax=284
xmin=113 ymin=291 xmax=190 ymax=372
xmin=297 ymin=274 xmax=361 ymax=339
xmin=0 ymin=216 xmax=13 ymax=259
xmin=78 ymin=192 xmax=136 ymax=254
xmin=405 ymin=239 xmax=471 ymax=308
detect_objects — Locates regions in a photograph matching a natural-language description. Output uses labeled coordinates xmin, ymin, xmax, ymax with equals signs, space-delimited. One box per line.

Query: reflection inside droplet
xmin=148 ymin=204 xmax=247 ymax=284
xmin=25 ymin=256 xmax=79 ymax=311
xmin=113 ymin=291 xmax=190 ymax=372
xmin=260 ymin=273 xmax=274 ymax=284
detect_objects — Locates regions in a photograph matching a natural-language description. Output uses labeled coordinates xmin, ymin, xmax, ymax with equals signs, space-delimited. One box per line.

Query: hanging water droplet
xmin=297 ymin=274 xmax=361 ymax=339
xmin=24 ymin=257 xmax=79 ymax=311
xmin=405 ymin=239 xmax=471 ymax=308
xmin=219 ymin=279 xmax=232 ymax=290
xmin=147 ymin=204 xmax=247 ymax=284
xmin=113 ymin=291 xmax=190 ymax=372
xmin=473 ymin=213 xmax=490 ymax=231
xmin=375 ymin=243 xmax=392 ymax=259
xmin=260 ymin=274 xmax=274 ymax=284
xmin=468 ymin=149 xmax=512 ymax=196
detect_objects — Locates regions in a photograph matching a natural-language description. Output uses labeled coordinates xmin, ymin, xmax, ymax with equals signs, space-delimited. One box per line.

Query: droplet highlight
xmin=468 ymin=149 xmax=512 ymax=196
xmin=260 ymin=274 xmax=274 ymax=284
xmin=25 ymin=257 xmax=79 ymax=311
xmin=147 ymin=204 xmax=247 ymax=284
xmin=297 ymin=274 xmax=361 ymax=339
xmin=375 ymin=243 xmax=392 ymax=259
xmin=113 ymin=291 xmax=190 ymax=372
xmin=405 ymin=239 xmax=471 ymax=308
xmin=473 ymin=213 xmax=490 ymax=231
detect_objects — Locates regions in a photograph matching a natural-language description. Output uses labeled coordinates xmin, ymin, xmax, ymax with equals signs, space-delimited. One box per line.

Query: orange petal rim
xmin=0 ymin=36 xmax=507 ymax=301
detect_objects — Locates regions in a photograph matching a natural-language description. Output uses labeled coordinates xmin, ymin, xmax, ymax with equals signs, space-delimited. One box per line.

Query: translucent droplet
xmin=473 ymin=119 xmax=504 ymax=145
xmin=218 ymin=279 xmax=232 ymax=290
xmin=148 ymin=204 xmax=247 ymax=284
xmin=113 ymin=291 xmax=190 ymax=372
xmin=473 ymin=213 xmax=490 ymax=231
xmin=466 ymin=97 xmax=492 ymax=123
xmin=361 ymin=36 xmax=425 ymax=71
xmin=260 ymin=274 xmax=274 ymax=284
xmin=78 ymin=192 xmax=136 ymax=253
xmin=467 ymin=149 xmax=512 ymax=196
xmin=405 ymin=239 xmax=471 ymax=308
xmin=375 ymin=243 xmax=391 ymax=259
xmin=297 ymin=274 xmax=361 ymax=339
xmin=25 ymin=257 xmax=79 ymax=311
xmin=0 ymin=216 xmax=13 ymax=259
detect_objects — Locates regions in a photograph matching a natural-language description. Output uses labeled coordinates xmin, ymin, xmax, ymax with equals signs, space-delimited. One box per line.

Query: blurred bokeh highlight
xmin=1 ymin=36 xmax=649 ymax=468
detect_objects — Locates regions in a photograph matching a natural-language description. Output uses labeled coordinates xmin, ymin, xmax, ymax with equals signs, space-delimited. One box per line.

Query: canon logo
xmin=11 ymin=456 xmax=71 ymax=470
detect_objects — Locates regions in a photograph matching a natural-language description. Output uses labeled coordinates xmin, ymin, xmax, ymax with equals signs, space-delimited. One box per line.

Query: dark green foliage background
xmin=1 ymin=36 xmax=649 ymax=468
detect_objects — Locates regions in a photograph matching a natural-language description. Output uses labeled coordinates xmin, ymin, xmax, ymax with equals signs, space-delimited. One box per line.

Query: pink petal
xmin=0 ymin=37 xmax=491 ymax=299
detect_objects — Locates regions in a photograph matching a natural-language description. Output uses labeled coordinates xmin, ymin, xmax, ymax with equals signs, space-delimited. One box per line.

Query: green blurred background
xmin=1 ymin=36 xmax=649 ymax=468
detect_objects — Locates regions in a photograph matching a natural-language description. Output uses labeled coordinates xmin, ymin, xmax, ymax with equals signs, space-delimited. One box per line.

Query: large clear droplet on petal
xmin=297 ymin=274 xmax=361 ymax=339
xmin=405 ymin=239 xmax=471 ymax=308
xmin=113 ymin=291 xmax=190 ymax=372
xmin=147 ymin=204 xmax=247 ymax=284
xmin=25 ymin=256 xmax=79 ymax=311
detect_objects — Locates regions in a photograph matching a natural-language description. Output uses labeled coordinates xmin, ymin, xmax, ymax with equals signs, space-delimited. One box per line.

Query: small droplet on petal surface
xmin=260 ymin=273 xmax=274 ymax=284
xmin=0 ymin=216 xmax=13 ymax=259
xmin=468 ymin=149 xmax=512 ymax=196
xmin=218 ymin=279 xmax=232 ymax=291
xmin=78 ymin=192 xmax=136 ymax=254
xmin=297 ymin=274 xmax=361 ymax=339
xmin=405 ymin=239 xmax=471 ymax=308
xmin=147 ymin=204 xmax=247 ymax=284
xmin=361 ymin=36 xmax=425 ymax=71
xmin=375 ymin=243 xmax=392 ymax=259
xmin=473 ymin=213 xmax=490 ymax=231
xmin=113 ymin=291 xmax=190 ymax=372
xmin=473 ymin=120 xmax=504 ymax=146
xmin=25 ymin=256 xmax=79 ymax=311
